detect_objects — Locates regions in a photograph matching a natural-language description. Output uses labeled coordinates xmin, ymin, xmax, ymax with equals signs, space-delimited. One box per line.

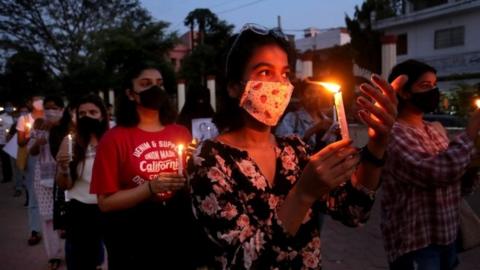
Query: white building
xmin=295 ymin=27 xmax=351 ymax=79
xmin=373 ymin=0 xmax=480 ymax=91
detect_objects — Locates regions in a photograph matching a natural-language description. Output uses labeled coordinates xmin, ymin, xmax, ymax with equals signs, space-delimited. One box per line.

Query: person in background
xmin=17 ymin=95 xmax=44 ymax=246
xmin=177 ymin=85 xmax=216 ymax=133
xmin=0 ymin=102 xmax=14 ymax=183
xmin=380 ymin=59 xmax=480 ymax=270
xmin=28 ymin=95 xmax=65 ymax=270
xmin=90 ymin=59 xmax=196 ymax=269
xmin=188 ymin=23 xmax=406 ymax=269
xmin=9 ymin=104 xmax=28 ymax=198
xmin=106 ymin=103 xmax=116 ymax=128
xmin=276 ymin=80 xmax=337 ymax=153
xmin=49 ymin=100 xmax=77 ymax=233
xmin=56 ymin=94 xmax=108 ymax=270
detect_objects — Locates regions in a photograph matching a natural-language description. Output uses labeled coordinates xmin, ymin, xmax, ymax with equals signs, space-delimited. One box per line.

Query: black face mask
xmin=77 ymin=116 xmax=105 ymax=139
xmin=409 ymin=87 xmax=440 ymax=113
xmin=133 ymin=85 xmax=167 ymax=110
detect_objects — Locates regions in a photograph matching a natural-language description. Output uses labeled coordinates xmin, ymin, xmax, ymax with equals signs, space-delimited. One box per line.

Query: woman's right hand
xmin=149 ymin=173 xmax=187 ymax=194
xmin=295 ymin=139 xmax=359 ymax=204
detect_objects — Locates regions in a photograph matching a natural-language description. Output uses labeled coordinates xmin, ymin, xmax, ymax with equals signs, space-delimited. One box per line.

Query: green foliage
xmin=345 ymin=0 xmax=399 ymax=73
xmin=1 ymin=50 xmax=58 ymax=104
xmin=0 ymin=0 xmax=148 ymax=75
xmin=0 ymin=0 xmax=178 ymax=100
xmin=180 ymin=8 xmax=234 ymax=87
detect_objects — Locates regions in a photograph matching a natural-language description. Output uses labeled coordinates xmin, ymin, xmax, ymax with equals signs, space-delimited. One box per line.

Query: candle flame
xmin=475 ymin=99 xmax=480 ymax=109
xmin=67 ymin=134 xmax=72 ymax=140
xmin=6 ymin=129 xmax=9 ymax=133
xmin=13 ymin=107 xmax=17 ymax=111
xmin=0 ymin=107 xmax=4 ymax=111
xmin=319 ymin=82 xmax=341 ymax=93
xmin=177 ymin=144 xmax=184 ymax=154
xmin=26 ymin=123 xmax=32 ymax=129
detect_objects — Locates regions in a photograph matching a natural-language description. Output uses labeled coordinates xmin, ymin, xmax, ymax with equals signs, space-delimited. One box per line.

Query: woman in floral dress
xmin=188 ymin=23 xmax=407 ymax=269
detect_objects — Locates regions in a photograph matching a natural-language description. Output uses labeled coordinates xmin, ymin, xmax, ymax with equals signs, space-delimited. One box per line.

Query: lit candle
xmin=177 ymin=144 xmax=184 ymax=175
xmin=475 ymin=99 xmax=480 ymax=109
xmin=0 ymin=106 xmax=4 ymax=111
xmin=6 ymin=128 xmax=9 ymax=133
xmin=67 ymin=134 xmax=73 ymax=161
xmin=25 ymin=123 xmax=32 ymax=133
xmin=317 ymin=82 xmax=349 ymax=140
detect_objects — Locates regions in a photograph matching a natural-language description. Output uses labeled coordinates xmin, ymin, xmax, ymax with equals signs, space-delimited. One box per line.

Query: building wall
xmin=389 ymin=10 xmax=480 ymax=77
xmin=296 ymin=28 xmax=350 ymax=53
xmin=374 ymin=0 xmax=480 ymax=90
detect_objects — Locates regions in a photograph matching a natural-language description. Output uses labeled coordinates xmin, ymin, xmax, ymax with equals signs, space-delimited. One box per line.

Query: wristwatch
xmin=360 ymin=145 xmax=386 ymax=167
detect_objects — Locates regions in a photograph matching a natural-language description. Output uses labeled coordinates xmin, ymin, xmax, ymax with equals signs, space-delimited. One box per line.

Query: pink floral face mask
xmin=239 ymin=80 xmax=294 ymax=126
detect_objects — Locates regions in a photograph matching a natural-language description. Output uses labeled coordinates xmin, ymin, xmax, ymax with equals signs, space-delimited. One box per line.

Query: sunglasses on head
xmin=225 ymin=23 xmax=289 ymax=75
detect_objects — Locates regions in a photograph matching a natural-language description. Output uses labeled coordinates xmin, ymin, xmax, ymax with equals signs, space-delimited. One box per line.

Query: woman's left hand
xmin=356 ymin=74 xmax=407 ymax=149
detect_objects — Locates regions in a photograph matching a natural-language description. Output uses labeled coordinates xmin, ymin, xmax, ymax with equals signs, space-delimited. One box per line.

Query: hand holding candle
xmin=177 ymin=144 xmax=184 ymax=176
xmin=318 ymin=82 xmax=349 ymax=140
xmin=67 ymin=134 xmax=73 ymax=161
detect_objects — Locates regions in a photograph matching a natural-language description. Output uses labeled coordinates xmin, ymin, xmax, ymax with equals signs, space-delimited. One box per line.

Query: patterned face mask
xmin=239 ymin=80 xmax=294 ymax=126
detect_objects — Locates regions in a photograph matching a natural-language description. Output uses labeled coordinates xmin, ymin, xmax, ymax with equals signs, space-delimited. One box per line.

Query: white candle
xmin=177 ymin=144 xmax=184 ymax=175
xmin=67 ymin=134 xmax=73 ymax=160
xmin=318 ymin=82 xmax=349 ymax=140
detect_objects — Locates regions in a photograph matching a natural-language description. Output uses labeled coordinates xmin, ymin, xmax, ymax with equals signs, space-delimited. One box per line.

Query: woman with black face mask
xmin=89 ymin=60 xmax=194 ymax=270
xmin=380 ymin=59 xmax=480 ymax=270
xmin=55 ymin=95 xmax=109 ymax=270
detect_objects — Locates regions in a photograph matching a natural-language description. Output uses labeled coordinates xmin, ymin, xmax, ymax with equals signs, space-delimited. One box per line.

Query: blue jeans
xmin=390 ymin=243 xmax=459 ymax=270
xmin=25 ymin=156 xmax=41 ymax=233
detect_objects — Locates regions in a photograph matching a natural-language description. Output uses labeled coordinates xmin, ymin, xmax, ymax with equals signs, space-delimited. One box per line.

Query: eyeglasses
xmin=225 ymin=23 xmax=289 ymax=75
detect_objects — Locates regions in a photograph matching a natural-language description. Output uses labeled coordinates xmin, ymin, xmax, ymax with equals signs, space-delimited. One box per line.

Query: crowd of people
xmin=0 ymin=23 xmax=479 ymax=270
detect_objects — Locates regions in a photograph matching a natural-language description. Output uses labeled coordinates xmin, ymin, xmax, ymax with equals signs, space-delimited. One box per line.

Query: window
xmin=397 ymin=33 xmax=408 ymax=55
xmin=434 ymin=26 xmax=465 ymax=49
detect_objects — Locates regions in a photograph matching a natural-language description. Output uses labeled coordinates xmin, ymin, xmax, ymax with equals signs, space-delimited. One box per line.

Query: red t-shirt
xmin=90 ymin=124 xmax=191 ymax=195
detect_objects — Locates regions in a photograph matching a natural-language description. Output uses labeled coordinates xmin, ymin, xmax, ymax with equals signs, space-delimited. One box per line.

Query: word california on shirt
xmin=90 ymin=124 xmax=191 ymax=194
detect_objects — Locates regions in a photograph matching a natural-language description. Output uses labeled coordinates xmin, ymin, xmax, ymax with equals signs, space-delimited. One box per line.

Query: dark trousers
xmin=390 ymin=243 xmax=459 ymax=270
xmin=0 ymin=148 xmax=12 ymax=182
xmin=102 ymin=192 xmax=200 ymax=270
xmin=65 ymin=200 xmax=104 ymax=270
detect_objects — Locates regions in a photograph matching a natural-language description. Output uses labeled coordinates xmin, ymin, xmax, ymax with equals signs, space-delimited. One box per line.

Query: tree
xmin=1 ymin=50 xmax=57 ymax=104
xmin=62 ymin=18 xmax=178 ymax=99
xmin=180 ymin=8 xmax=234 ymax=87
xmin=0 ymin=0 xmax=149 ymax=76
xmin=345 ymin=0 xmax=399 ymax=73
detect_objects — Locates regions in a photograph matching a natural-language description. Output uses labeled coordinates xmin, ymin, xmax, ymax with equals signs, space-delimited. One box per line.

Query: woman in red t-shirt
xmin=90 ymin=60 xmax=195 ymax=269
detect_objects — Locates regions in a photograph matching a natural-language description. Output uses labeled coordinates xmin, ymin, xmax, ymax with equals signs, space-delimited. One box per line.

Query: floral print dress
xmin=188 ymin=136 xmax=375 ymax=270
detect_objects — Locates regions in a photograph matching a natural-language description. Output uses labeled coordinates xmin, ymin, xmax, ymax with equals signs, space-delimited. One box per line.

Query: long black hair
xmin=69 ymin=94 xmax=109 ymax=181
xmin=213 ymin=27 xmax=295 ymax=132
xmin=115 ymin=61 xmax=176 ymax=127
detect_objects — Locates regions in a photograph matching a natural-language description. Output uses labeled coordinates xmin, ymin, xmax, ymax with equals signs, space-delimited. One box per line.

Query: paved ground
xmin=321 ymin=189 xmax=480 ymax=270
xmin=1 ymin=175 xmax=480 ymax=269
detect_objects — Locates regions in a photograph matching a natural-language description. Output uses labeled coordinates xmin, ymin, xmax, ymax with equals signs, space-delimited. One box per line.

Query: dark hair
xmin=115 ymin=61 xmax=176 ymax=127
xmin=388 ymin=59 xmax=437 ymax=110
xmin=43 ymin=95 xmax=65 ymax=108
xmin=177 ymin=85 xmax=215 ymax=132
xmin=213 ymin=28 xmax=294 ymax=132
xmin=69 ymin=94 xmax=109 ymax=181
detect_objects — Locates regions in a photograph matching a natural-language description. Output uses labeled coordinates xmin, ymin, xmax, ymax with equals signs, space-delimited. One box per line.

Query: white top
xmin=16 ymin=114 xmax=35 ymax=132
xmin=58 ymin=136 xmax=98 ymax=204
